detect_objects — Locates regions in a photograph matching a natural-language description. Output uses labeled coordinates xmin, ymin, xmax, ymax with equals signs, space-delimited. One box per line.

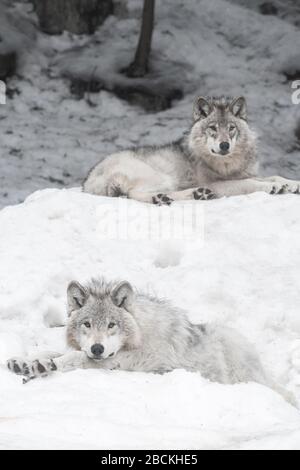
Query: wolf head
xmin=66 ymin=278 xmax=141 ymax=360
xmin=188 ymin=96 xmax=256 ymax=172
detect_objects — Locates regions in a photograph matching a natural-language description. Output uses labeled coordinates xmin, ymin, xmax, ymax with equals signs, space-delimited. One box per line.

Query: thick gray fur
xmin=83 ymin=96 xmax=300 ymax=205
xmin=7 ymin=277 xmax=295 ymax=405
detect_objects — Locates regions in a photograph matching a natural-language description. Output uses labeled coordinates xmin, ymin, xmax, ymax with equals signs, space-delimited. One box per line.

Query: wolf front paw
xmin=7 ymin=357 xmax=57 ymax=380
xmin=286 ymin=182 xmax=300 ymax=194
xmin=193 ymin=188 xmax=217 ymax=200
xmin=152 ymin=193 xmax=174 ymax=206
xmin=7 ymin=358 xmax=29 ymax=375
xmin=270 ymin=183 xmax=290 ymax=195
xmin=266 ymin=177 xmax=300 ymax=194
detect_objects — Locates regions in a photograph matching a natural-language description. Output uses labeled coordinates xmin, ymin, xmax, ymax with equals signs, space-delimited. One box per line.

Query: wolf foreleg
xmin=157 ymin=180 xmax=284 ymax=201
xmin=7 ymin=351 xmax=97 ymax=380
xmin=208 ymin=178 xmax=300 ymax=197
xmin=51 ymin=351 xmax=94 ymax=372
xmin=255 ymin=176 xmax=300 ymax=194
xmin=123 ymin=176 xmax=300 ymax=204
xmin=167 ymin=187 xmax=217 ymax=201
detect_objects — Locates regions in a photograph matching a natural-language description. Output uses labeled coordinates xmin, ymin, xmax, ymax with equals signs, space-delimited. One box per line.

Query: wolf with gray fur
xmin=7 ymin=278 xmax=294 ymax=404
xmin=83 ymin=96 xmax=300 ymax=205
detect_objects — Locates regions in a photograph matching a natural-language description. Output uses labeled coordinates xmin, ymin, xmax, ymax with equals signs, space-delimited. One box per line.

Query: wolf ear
xmin=230 ymin=96 xmax=247 ymax=121
xmin=67 ymin=281 xmax=88 ymax=314
xmin=193 ymin=96 xmax=212 ymax=120
xmin=111 ymin=281 xmax=134 ymax=311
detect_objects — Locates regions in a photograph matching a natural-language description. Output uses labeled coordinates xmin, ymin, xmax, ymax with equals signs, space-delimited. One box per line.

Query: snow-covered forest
xmin=0 ymin=0 xmax=300 ymax=450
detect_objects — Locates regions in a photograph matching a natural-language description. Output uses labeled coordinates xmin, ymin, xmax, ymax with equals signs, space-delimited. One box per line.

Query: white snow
xmin=0 ymin=189 xmax=300 ymax=449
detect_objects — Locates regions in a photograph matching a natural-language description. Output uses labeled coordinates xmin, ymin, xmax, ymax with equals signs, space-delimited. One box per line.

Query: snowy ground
xmin=0 ymin=0 xmax=299 ymax=208
xmin=0 ymin=189 xmax=300 ymax=449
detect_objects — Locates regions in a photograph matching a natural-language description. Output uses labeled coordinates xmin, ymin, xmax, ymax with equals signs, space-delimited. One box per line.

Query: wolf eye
xmin=229 ymin=125 xmax=236 ymax=131
xmin=108 ymin=322 xmax=116 ymax=329
xmin=83 ymin=321 xmax=91 ymax=328
xmin=209 ymin=125 xmax=217 ymax=132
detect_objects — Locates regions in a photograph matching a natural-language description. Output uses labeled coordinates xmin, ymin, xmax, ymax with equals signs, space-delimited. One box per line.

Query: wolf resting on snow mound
xmin=83 ymin=96 xmax=300 ymax=205
xmin=7 ymin=278 xmax=295 ymax=405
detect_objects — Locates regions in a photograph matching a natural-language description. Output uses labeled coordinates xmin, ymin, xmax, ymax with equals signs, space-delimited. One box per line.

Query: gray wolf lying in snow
xmin=7 ymin=278 xmax=294 ymax=404
xmin=83 ymin=96 xmax=300 ymax=205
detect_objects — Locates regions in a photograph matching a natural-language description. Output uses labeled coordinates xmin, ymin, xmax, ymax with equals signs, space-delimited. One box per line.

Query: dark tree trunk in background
xmin=126 ymin=0 xmax=155 ymax=78
xmin=33 ymin=0 xmax=113 ymax=35
xmin=0 ymin=52 xmax=17 ymax=81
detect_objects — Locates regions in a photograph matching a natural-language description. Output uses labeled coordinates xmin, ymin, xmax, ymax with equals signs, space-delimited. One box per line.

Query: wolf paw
xmin=7 ymin=357 xmax=57 ymax=380
xmin=193 ymin=188 xmax=216 ymax=200
xmin=152 ymin=193 xmax=173 ymax=206
xmin=270 ymin=183 xmax=289 ymax=195
xmin=7 ymin=358 xmax=28 ymax=375
xmin=267 ymin=178 xmax=300 ymax=194
xmin=287 ymin=182 xmax=300 ymax=194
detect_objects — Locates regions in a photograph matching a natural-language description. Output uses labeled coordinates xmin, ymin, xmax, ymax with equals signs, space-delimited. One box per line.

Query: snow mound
xmin=0 ymin=188 xmax=300 ymax=449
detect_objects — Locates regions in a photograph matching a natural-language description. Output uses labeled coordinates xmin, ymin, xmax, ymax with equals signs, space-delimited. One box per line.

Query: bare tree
xmin=126 ymin=0 xmax=156 ymax=78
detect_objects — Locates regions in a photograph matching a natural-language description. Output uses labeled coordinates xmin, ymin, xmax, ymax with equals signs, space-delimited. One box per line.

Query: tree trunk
xmin=126 ymin=0 xmax=155 ymax=78
xmin=0 ymin=52 xmax=17 ymax=81
xmin=33 ymin=0 xmax=113 ymax=35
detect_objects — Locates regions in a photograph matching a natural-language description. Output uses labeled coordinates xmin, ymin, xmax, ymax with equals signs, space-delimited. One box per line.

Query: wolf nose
xmin=91 ymin=343 xmax=104 ymax=357
xmin=219 ymin=141 xmax=230 ymax=152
